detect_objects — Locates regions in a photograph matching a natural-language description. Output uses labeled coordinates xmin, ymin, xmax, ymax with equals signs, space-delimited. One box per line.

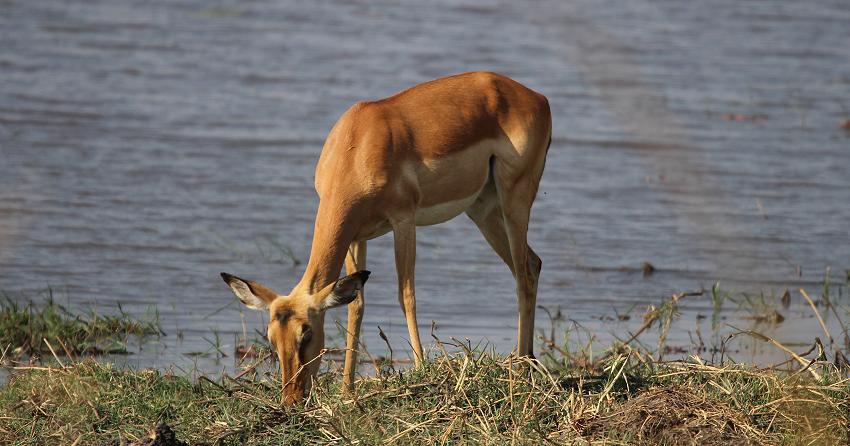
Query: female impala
xmin=221 ymin=71 xmax=551 ymax=405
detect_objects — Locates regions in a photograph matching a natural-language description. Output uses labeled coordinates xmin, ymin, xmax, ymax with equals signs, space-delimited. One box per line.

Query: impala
xmin=221 ymin=71 xmax=551 ymax=405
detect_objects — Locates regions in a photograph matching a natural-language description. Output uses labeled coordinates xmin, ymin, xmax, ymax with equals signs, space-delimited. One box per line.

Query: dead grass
xmin=576 ymin=386 xmax=760 ymax=445
xmin=1 ymin=345 xmax=848 ymax=445
xmin=1 ymin=286 xmax=849 ymax=445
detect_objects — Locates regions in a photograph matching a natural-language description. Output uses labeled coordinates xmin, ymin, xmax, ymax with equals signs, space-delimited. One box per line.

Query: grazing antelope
xmin=221 ymin=72 xmax=551 ymax=405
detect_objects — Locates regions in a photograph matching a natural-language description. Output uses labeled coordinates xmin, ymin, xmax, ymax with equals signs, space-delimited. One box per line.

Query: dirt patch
xmin=574 ymin=386 xmax=767 ymax=445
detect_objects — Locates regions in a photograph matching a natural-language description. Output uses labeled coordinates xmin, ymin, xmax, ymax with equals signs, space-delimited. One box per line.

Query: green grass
xmin=1 ymin=344 xmax=848 ymax=445
xmin=0 ymin=291 xmax=161 ymax=358
xmin=2 ymin=285 xmax=849 ymax=445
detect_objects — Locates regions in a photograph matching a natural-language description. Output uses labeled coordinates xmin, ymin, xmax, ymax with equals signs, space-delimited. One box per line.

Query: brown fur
xmin=223 ymin=72 xmax=551 ymax=405
xmin=304 ymin=72 xmax=550 ymax=292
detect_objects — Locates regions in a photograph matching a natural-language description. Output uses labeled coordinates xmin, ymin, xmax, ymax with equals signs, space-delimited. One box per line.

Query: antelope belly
xmin=415 ymin=193 xmax=479 ymax=226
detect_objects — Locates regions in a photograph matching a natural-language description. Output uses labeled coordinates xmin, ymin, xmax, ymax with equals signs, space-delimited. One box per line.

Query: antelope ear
xmin=317 ymin=270 xmax=370 ymax=311
xmin=220 ymin=272 xmax=279 ymax=310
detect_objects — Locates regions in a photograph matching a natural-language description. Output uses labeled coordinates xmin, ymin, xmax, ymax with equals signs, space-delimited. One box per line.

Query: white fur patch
xmin=415 ymin=194 xmax=480 ymax=226
xmin=228 ymin=280 xmax=269 ymax=310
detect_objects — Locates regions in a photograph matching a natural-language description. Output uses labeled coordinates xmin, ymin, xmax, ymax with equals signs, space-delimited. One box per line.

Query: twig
xmin=800 ymin=289 xmax=834 ymax=345
xmin=727 ymin=328 xmax=821 ymax=380
xmin=199 ymin=376 xmax=232 ymax=394
xmin=0 ymin=343 xmax=10 ymax=363
xmin=234 ymin=351 xmax=273 ymax=380
xmin=43 ymin=338 xmax=64 ymax=368
xmin=621 ymin=290 xmax=703 ymax=346
xmin=56 ymin=338 xmax=76 ymax=361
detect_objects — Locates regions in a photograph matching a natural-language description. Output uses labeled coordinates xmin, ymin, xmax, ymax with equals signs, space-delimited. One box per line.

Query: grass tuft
xmin=0 ymin=293 xmax=160 ymax=358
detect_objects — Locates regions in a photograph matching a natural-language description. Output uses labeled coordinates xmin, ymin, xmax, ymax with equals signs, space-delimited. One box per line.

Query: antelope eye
xmin=301 ymin=325 xmax=313 ymax=344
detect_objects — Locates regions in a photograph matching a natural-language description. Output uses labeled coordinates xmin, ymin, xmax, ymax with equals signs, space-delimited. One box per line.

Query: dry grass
xmin=1 ymin=345 xmax=848 ymax=445
xmin=576 ymin=386 xmax=761 ymax=445
xmin=2 ymin=285 xmax=849 ymax=445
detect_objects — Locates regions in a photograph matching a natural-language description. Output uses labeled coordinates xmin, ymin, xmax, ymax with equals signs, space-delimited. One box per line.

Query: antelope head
xmin=220 ymin=270 xmax=370 ymax=405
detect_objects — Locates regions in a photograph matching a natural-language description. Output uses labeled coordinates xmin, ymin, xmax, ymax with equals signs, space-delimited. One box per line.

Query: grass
xmin=1 ymin=284 xmax=849 ymax=445
xmin=0 ymin=291 xmax=161 ymax=358
xmin=1 ymin=346 xmax=848 ymax=445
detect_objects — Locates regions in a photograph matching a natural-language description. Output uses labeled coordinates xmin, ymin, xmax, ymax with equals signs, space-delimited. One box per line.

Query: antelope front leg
xmin=343 ymin=240 xmax=367 ymax=391
xmin=392 ymin=218 xmax=424 ymax=366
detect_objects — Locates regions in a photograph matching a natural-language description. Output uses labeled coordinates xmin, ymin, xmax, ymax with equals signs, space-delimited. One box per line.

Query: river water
xmin=1 ymin=0 xmax=849 ymax=373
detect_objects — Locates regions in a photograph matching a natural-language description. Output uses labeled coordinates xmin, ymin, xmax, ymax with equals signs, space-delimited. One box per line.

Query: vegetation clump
xmin=576 ymin=385 xmax=763 ymax=445
xmin=1 ymin=345 xmax=848 ymax=445
xmin=0 ymin=293 xmax=160 ymax=358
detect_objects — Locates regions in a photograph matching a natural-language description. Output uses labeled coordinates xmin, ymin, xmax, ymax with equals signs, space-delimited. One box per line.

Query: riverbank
xmin=2 ymin=340 xmax=848 ymax=445
xmin=3 ymin=287 xmax=850 ymax=444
